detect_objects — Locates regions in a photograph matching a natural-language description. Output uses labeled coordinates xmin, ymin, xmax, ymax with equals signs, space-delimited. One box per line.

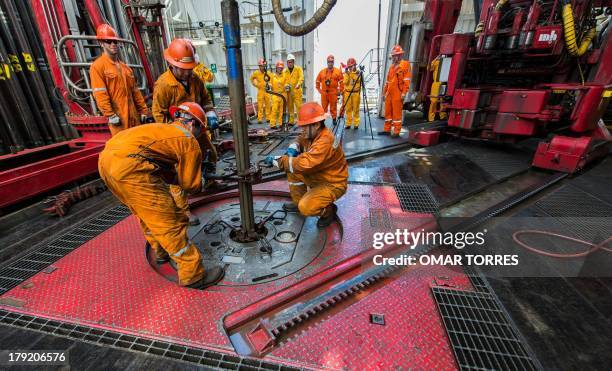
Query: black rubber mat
xmin=393 ymin=183 xmax=439 ymax=214
xmin=432 ymin=287 xmax=539 ymax=371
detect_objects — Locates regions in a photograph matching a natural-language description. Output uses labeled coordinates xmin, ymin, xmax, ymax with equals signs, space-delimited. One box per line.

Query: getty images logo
xmin=538 ymin=30 xmax=558 ymax=44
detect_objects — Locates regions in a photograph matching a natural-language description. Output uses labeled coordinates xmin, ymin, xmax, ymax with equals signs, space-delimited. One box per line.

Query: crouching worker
xmin=98 ymin=102 xmax=225 ymax=290
xmin=265 ymin=102 xmax=348 ymax=227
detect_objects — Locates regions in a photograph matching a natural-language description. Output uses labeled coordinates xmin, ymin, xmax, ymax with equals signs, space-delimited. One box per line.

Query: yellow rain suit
xmin=250 ymin=69 xmax=272 ymax=122
xmin=342 ymin=70 xmax=362 ymax=128
xmin=269 ymin=71 xmax=287 ymax=129
xmin=282 ymin=66 xmax=304 ymax=124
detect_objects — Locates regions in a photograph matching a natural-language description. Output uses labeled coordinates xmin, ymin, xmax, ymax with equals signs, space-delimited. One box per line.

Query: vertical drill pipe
xmin=0 ymin=86 xmax=25 ymax=153
xmin=17 ymin=0 xmax=73 ymax=139
xmin=221 ymin=0 xmax=256 ymax=235
xmin=0 ymin=32 xmax=44 ymax=147
xmin=0 ymin=3 xmax=52 ymax=143
xmin=3 ymin=0 xmax=65 ymax=142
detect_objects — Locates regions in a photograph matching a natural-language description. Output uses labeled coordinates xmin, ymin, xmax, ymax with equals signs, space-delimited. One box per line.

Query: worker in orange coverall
xmin=152 ymin=38 xmax=219 ymax=226
xmin=98 ymin=102 xmax=225 ymax=289
xmin=316 ymin=55 xmax=344 ymax=126
xmin=342 ymin=57 xmax=362 ymax=129
xmin=250 ymin=58 xmax=272 ymax=124
xmin=269 ymin=60 xmax=288 ymax=129
xmin=264 ymin=102 xmax=348 ymax=228
xmin=89 ymin=24 xmax=149 ymax=136
xmin=381 ymin=45 xmax=411 ymax=137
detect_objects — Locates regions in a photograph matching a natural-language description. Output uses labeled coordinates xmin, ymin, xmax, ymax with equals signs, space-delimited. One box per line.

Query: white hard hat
xmin=287 ymin=53 xmax=296 ymax=61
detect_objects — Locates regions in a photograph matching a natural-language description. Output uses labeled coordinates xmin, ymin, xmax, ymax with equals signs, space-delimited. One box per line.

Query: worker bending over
xmin=250 ymin=58 xmax=272 ymax=124
xmin=152 ymin=39 xmax=220 ymax=226
xmin=90 ymin=24 xmax=148 ymax=136
xmin=342 ymin=58 xmax=362 ymax=129
xmin=269 ymin=61 xmax=288 ymax=129
xmin=381 ymin=45 xmax=411 ymax=137
xmin=316 ymin=55 xmax=343 ymax=126
xmin=265 ymin=102 xmax=348 ymax=227
xmin=283 ymin=54 xmax=304 ymax=126
xmin=98 ymin=102 xmax=224 ymax=290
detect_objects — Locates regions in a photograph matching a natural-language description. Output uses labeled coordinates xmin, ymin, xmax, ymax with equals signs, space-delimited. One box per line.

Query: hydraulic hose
xmin=271 ymin=0 xmax=336 ymax=36
xmin=562 ymin=3 xmax=596 ymax=57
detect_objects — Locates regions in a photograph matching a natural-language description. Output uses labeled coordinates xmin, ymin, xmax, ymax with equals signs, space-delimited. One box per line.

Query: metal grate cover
xmin=393 ymin=183 xmax=439 ymax=214
xmin=0 ymin=205 xmax=130 ymax=294
xmin=0 ymin=310 xmax=302 ymax=371
xmin=432 ymin=287 xmax=539 ymax=371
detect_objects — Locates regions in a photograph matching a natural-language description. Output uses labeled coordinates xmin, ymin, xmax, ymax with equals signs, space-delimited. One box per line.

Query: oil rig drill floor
xmin=0 ymin=120 xmax=611 ymax=370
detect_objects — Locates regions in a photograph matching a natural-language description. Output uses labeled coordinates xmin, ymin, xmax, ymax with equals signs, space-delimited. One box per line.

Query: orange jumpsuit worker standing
xmin=89 ymin=24 xmax=149 ymax=136
xmin=98 ymin=102 xmax=224 ymax=290
xmin=316 ymin=55 xmax=343 ymax=126
xmin=269 ymin=61 xmax=287 ymax=129
xmin=381 ymin=45 xmax=411 ymax=137
xmin=342 ymin=57 xmax=362 ymax=129
xmin=152 ymin=39 xmax=218 ymax=226
xmin=283 ymin=54 xmax=304 ymax=126
xmin=264 ymin=102 xmax=348 ymax=228
xmin=249 ymin=58 xmax=272 ymax=124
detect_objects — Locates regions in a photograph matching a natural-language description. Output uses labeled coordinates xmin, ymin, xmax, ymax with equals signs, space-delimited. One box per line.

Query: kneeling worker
xmin=265 ymin=102 xmax=348 ymax=227
xmin=98 ymin=102 xmax=224 ymax=290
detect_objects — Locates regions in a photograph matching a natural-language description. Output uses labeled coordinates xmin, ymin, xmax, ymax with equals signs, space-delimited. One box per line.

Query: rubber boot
xmin=185 ymin=265 xmax=225 ymax=290
xmin=317 ymin=203 xmax=338 ymax=228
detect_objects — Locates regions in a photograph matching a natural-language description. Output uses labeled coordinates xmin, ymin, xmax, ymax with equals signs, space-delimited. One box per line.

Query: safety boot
xmin=282 ymin=202 xmax=298 ymax=212
xmin=317 ymin=203 xmax=338 ymax=228
xmin=186 ymin=265 xmax=225 ymax=290
xmin=186 ymin=210 xmax=200 ymax=226
xmin=332 ymin=118 xmax=337 ymax=126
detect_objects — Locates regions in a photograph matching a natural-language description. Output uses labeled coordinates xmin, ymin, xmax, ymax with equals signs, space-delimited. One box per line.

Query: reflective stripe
xmin=288 ymin=182 xmax=304 ymax=186
xmin=393 ymin=120 xmax=402 ymax=123
xmin=173 ymin=243 xmax=190 ymax=257
xmin=288 ymin=157 xmax=294 ymax=174
xmin=171 ymin=123 xmax=192 ymax=138
xmin=93 ymin=87 xmax=107 ymax=92
xmin=385 ymin=119 xmax=392 ymax=122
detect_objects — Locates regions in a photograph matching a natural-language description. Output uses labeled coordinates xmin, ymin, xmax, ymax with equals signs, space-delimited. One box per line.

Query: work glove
xmin=263 ymin=155 xmax=280 ymax=167
xmin=286 ymin=142 xmax=300 ymax=157
xmin=206 ymin=111 xmax=219 ymax=130
xmin=140 ymin=114 xmax=148 ymax=123
xmin=108 ymin=114 xmax=120 ymax=126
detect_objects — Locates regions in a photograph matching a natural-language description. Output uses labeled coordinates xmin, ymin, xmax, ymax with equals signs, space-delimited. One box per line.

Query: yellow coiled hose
xmin=562 ymin=3 xmax=596 ymax=56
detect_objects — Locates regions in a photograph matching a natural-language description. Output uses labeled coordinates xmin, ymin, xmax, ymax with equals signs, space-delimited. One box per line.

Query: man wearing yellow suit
xmin=342 ymin=57 xmax=361 ymax=129
xmin=249 ymin=58 xmax=272 ymax=124
xmin=269 ymin=60 xmax=287 ymax=129
xmin=282 ymin=54 xmax=304 ymax=126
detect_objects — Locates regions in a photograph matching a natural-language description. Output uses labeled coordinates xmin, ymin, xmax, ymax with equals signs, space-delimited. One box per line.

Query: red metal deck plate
xmin=0 ymin=182 xmax=470 ymax=369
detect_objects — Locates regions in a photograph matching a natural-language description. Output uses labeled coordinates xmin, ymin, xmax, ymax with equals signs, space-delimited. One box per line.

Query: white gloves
xmin=108 ymin=114 xmax=120 ymax=126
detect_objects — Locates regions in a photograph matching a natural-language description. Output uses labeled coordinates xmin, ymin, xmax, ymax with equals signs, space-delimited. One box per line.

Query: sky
xmin=313 ymin=0 xmax=389 ymax=83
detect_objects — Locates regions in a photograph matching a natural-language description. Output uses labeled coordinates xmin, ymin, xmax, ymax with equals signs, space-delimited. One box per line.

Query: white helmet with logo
xmin=287 ymin=53 xmax=296 ymax=61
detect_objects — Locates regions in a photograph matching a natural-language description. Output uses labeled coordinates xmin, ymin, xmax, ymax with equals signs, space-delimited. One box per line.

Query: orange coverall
xmin=384 ymin=60 xmax=411 ymax=136
xmin=152 ymin=69 xmax=213 ymax=123
xmin=89 ymin=53 xmax=148 ymax=136
xmin=269 ymin=71 xmax=287 ymax=128
xmin=282 ymin=66 xmax=304 ymax=124
xmin=316 ymin=67 xmax=344 ymax=119
xmin=98 ymin=123 xmax=205 ymax=286
xmin=152 ymin=69 xmax=216 ymax=216
xmin=342 ymin=70 xmax=362 ymax=128
xmin=250 ymin=70 xmax=273 ymax=122
xmin=277 ymin=127 xmax=348 ymax=216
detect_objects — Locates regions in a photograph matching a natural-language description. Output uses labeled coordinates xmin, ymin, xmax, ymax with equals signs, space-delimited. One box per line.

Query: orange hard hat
xmin=390 ymin=45 xmax=404 ymax=56
xmin=164 ymin=39 xmax=197 ymax=69
xmin=297 ymin=102 xmax=329 ymax=126
xmin=258 ymin=58 xmax=266 ymax=66
xmin=169 ymin=102 xmax=207 ymax=128
xmin=275 ymin=60 xmax=284 ymax=69
xmin=327 ymin=55 xmax=334 ymax=62
xmin=96 ymin=24 xmax=120 ymax=41
xmin=347 ymin=57 xmax=357 ymax=67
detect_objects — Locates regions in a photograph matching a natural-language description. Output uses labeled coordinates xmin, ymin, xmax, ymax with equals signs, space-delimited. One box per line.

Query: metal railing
xmin=56 ymin=35 xmax=147 ymax=113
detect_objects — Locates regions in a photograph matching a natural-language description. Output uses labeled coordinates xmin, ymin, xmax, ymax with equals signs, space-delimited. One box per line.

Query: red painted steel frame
xmin=0 ymin=141 xmax=105 ymax=209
